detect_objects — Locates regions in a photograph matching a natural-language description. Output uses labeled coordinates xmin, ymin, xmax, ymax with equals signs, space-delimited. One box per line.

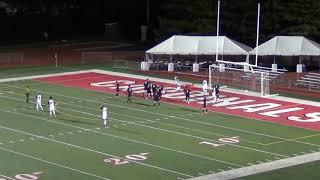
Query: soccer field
xmin=0 ymin=70 xmax=320 ymax=179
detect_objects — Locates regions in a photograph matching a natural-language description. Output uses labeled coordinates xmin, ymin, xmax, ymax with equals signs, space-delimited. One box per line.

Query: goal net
xmin=209 ymin=64 xmax=271 ymax=96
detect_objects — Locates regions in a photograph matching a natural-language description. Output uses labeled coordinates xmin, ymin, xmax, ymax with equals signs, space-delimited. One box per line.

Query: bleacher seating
xmin=293 ymin=72 xmax=320 ymax=89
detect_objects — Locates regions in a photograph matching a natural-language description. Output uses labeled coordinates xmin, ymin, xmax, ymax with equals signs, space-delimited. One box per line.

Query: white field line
xmin=263 ymin=133 xmax=320 ymax=146
xmin=0 ymin=125 xmax=193 ymax=178
xmin=0 ymin=107 xmax=242 ymax=169
xmin=3 ymin=84 xmax=319 ymax=147
xmin=0 ymin=173 xmax=15 ymax=180
xmin=0 ymin=95 xmax=289 ymax=159
xmin=55 ymin=105 xmax=289 ymax=158
xmin=0 ymin=147 xmax=109 ymax=180
xmin=1 ymin=67 xmax=320 ymax=107
xmin=0 ymin=70 xmax=96 ymax=83
xmin=187 ymin=151 xmax=320 ymax=180
xmin=4 ymin=90 xmax=267 ymax=146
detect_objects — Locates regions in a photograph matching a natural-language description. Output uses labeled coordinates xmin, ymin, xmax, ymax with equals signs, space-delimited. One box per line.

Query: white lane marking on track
xmin=0 ymin=147 xmax=109 ymax=180
xmin=0 ymin=125 xmax=194 ymax=178
xmin=0 ymin=107 xmax=243 ymax=168
xmin=32 ymin=172 xmax=43 ymax=175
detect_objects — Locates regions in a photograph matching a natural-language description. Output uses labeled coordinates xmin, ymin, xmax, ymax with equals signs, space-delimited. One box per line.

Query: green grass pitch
xmin=0 ymin=65 xmax=319 ymax=179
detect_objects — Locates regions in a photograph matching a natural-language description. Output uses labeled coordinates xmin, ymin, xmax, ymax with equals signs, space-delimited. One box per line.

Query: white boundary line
xmin=1 ymin=68 xmax=320 ymax=107
xmin=0 ymin=125 xmax=193 ymax=178
xmin=0 ymin=173 xmax=14 ymax=180
xmin=0 ymin=147 xmax=109 ymax=180
xmin=0 ymin=94 xmax=291 ymax=159
xmin=187 ymin=151 xmax=320 ymax=180
xmin=0 ymin=103 xmax=242 ymax=169
xmin=3 ymin=84 xmax=319 ymax=146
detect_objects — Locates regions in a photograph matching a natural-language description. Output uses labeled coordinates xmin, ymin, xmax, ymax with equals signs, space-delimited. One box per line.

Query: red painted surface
xmin=35 ymin=72 xmax=320 ymax=131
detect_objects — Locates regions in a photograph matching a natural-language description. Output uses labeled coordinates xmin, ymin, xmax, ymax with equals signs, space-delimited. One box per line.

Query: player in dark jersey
xmin=146 ymin=83 xmax=152 ymax=99
xmin=25 ymin=85 xmax=30 ymax=103
xmin=115 ymin=81 xmax=120 ymax=97
xmin=158 ymin=85 xmax=164 ymax=99
xmin=143 ymin=79 xmax=150 ymax=99
xmin=126 ymin=85 xmax=133 ymax=103
xmin=184 ymin=88 xmax=191 ymax=104
xmin=152 ymin=84 xmax=157 ymax=98
xmin=202 ymin=96 xmax=208 ymax=113
xmin=153 ymin=87 xmax=161 ymax=107
xmin=215 ymin=85 xmax=220 ymax=100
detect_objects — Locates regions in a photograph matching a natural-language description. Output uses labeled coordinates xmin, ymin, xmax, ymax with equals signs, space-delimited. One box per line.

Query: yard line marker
xmin=197 ymin=173 xmax=205 ymax=176
xmin=0 ymin=107 xmax=243 ymax=168
xmin=257 ymin=161 xmax=264 ymax=164
xmin=67 ymin=132 xmax=74 ymax=135
xmin=0 ymin=147 xmax=109 ymax=180
xmin=1 ymin=94 xmax=290 ymax=158
xmin=9 ymin=141 xmax=15 ymax=144
xmin=0 ymin=125 xmax=194 ymax=178
xmin=0 ymin=173 xmax=14 ymax=180
xmin=96 ymin=128 xmax=101 ymax=130
xmin=208 ymin=171 xmax=215 ymax=173
xmin=5 ymin=88 xmax=320 ymax=147
xmin=77 ymin=130 xmax=83 ymax=133
xmin=292 ymin=154 xmax=298 ymax=156
xmin=218 ymin=169 xmax=224 ymax=172
xmin=266 ymin=159 xmax=272 ymax=162
xmin=19 ymin=139 xmax=25 ymax=142
xmin=57 ymin=105 xmax=289 ymax=158
xmin=247 ymin=163 xmax=255 ymax=166
xmin=33 ymin=172 xmax=43 ymax=175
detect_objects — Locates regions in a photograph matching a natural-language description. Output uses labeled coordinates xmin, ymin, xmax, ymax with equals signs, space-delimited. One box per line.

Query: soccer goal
xmin=209 ymin=63 xmax=272 ymax=97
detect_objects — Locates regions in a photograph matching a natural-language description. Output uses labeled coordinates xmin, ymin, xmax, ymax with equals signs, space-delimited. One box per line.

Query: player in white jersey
xmin=101 ymin=105 xmax=108 ymax=127
xmin=211 ymin=85 xmax=217 ymax=103
xmin=175 ymin=76 xmax=181 ymax=91
xmin=48 ymin=96 xmax=56 ymax=118
xmin=202 ymin=80 xmax=208 ymax=94
xmin=35 ymin=93 xmax=43 ymax=111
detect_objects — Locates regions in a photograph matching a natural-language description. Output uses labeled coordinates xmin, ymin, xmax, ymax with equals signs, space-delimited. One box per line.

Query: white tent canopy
xmin=146 ymin=35 xmax=252 ymax=55
xmin=250 ymin=36 xmax=320 ymax=56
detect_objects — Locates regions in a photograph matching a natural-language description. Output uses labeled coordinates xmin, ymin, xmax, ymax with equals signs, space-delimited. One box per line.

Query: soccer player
xmin=48 ymin=96 xmax=56 ymax=118
xmin=152 ymin=83 xmax=157 ymax=98
xmin=202 ymin=95 xmax=208 ymax=113
xmin=143 ymin=79 xmax=150 ymax=99
xmin=127 ymin=85 xmax=133 ymax=103
xmin=211 ymin=85 xmax=217 ymax=103
xmin=184 ymin=87 xmax=191 ymax=104
xmin=100 ymin=105 xmax=108 ymax=127
xmin=153 ymin=87 xmax=161 ymax=107
xmin=25 ymin=85 xmax=30 ymax=103
xmin=175 ymin=76 xmax=181 ymax=91
xmin=35 ymin=93 xmax=43 ymax=111
xmin=202 ymin=80 xmax=208 ymax=95
xmin=216 ymin=85 xmax=220 ymax=100
xmin=146 ymin=83 xmax=152 ymax=99
xmin=159 ymin=85 xmax=164 ymax=99
xmin=115 ymin=81 xmax=120 ymax=97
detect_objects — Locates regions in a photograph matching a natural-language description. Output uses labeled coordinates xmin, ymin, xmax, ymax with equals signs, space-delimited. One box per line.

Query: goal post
xmin=209 ymin=63 xmax=271 ymax=97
